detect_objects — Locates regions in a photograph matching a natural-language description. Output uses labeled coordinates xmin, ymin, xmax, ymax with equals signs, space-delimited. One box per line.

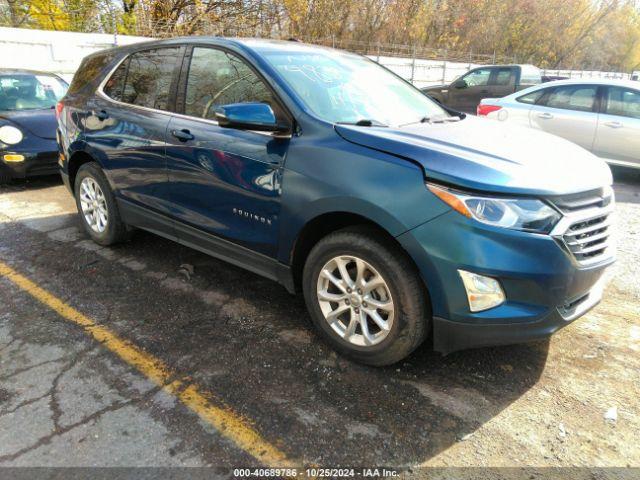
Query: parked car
xmin=421 ymin=64 xmax=542 ymax=113
xmin=477 ymin=79 xmax=640 ymax=169
xmin=57 ymin=39 xmax=614 ymax=365
xmin=0 ymin=69 xmax=68 ymax=183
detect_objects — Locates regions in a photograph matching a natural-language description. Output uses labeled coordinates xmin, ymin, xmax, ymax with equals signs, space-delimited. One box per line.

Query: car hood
xmin=335 ymin=117 xmax=612 ymax=196
xmin=0 ymin=109 xmax=57 ymax=140
xmin=421 ymin=84 xmax=447 ymax=93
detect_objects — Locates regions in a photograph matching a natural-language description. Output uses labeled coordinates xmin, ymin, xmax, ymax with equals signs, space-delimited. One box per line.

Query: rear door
xmin=165 ymin=45 xmax=291 ymax=258
xmin=528 ymin=84 xmax=598 ymax=151
xmin=87 ymin=46 xmax=184 ymax=220
xmin=592 ymin=85 xmax=640 ymax=167
xmin=487 ymin=67 xmax=516 ymax=98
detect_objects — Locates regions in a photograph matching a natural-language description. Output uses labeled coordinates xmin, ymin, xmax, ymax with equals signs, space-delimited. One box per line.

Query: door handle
xmin=537 ymin=112 xmax=553 ymax=119
xmin=90 ymin=110 xmax=109 ymax=120
xmin=171 ymin=129 xmax=194 ymax=142
xmin=604 ymin=121 xmax=623 ymax=129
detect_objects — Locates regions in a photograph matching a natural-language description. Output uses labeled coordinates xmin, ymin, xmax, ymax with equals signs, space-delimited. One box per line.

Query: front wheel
xmin=302 ymin=226 xmax=430 ymax=366
xmin=74 ymin=162 xmax=130 ymax=246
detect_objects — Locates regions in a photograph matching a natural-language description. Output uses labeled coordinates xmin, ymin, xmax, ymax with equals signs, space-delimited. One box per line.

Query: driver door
xmin=165 ymin=46 xmax=291 ymax=258
xmin=450 ymin=68 xmax=492 ymax=113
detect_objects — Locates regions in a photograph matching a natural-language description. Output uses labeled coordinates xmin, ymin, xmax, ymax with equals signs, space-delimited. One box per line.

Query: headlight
xmin=0 ymin=125 xmax=23 ymax=145
xmin=427 ymin=183 xmax=561 ymax=233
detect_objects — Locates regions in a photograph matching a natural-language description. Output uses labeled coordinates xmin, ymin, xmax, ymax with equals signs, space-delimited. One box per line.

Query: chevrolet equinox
xmin=56 ymin=38 xmax=615 ymax=365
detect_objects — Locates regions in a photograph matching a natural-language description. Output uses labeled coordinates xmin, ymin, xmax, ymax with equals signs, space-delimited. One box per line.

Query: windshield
xmin=262 ymin=49 xmax=449 ymax=126
xmin=0 ymin=73 xmax=68 ymax=111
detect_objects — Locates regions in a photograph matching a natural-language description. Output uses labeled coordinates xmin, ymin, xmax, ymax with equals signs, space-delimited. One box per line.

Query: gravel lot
xmin=0 ymin=170 xmax=638 ymax=477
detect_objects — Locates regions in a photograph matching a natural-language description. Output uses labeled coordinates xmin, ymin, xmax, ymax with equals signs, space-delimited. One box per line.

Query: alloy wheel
xmin=79 ymin=177 xmax=108 ymax=234
xmin=316 ymin=255 xmax=395 ymax=347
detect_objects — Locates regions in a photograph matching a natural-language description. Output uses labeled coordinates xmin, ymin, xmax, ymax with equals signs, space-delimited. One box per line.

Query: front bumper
xmin=398 ymin=210 xmax=614 ymax=354
xmin=1 ymin=141 xmax=59 ymax=179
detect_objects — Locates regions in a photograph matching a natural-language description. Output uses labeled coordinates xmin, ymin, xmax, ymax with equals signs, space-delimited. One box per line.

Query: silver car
xmin=477 ymin=79 xmax=640 ymax=169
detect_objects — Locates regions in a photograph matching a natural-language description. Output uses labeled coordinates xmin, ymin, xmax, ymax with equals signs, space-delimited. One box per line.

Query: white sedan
xmin=477 ymin=79 xmax=640 ymax=169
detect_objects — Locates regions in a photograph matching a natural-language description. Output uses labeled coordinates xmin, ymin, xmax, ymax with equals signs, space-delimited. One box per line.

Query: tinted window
xmin=462 ymin=69 xmax=491 ymax=87
xmin=545 ymin=85 xmax=597 ymax=112
xmin=185 ymin=47 xmax=275 ymax=120
xmin=604 ymin=87 xmax=640 ymax=119
xmin=493 ymin=68 xmax=514 ymax=86
xmin=119 ymin=47 xmax=181 ymax=111
xmin=103 ymin=59 xmax=128 ymax=102
xmin=517 ymin=89 xmax=545 ymax=105
xmin=0 ymin=73 xmax=67 ymax=111
xmin=69 ymin=55 xmax=109 ymax=95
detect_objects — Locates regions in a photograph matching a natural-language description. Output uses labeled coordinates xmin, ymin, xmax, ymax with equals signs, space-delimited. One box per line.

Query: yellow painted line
xmin=0 ymin=260 xmax=295 ymax=468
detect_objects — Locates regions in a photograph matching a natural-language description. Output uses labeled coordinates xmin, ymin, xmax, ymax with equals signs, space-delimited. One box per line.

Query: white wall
xmin=0 ymin=26 xmax=634 ymax=87
xmin=0 ymin=27 xmax=150 ymax=82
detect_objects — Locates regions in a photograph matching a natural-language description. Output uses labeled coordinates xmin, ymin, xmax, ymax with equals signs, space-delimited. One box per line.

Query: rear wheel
xmin=303 ymin=226 xmax=429 ymax=366
xmin=74 ymin=162 xmax=129 ymax=246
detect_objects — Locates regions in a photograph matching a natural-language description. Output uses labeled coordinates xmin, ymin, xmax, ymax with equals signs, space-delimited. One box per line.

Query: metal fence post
xmin=410 ymin=45 xmax=417 ymax=84
xmin=442 ymin=50 xmax=448 ymax=84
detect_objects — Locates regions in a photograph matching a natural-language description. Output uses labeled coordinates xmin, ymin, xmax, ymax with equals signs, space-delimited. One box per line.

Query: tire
xmin=0 ymin=172 xmax=12 ymax=185
xmin=74 ymin=162 xmax=130 ymax=246
xmin=302 ymin=226 xmax=429 ymax=366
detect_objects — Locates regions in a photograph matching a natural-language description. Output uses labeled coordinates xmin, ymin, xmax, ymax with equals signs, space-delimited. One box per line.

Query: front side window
xmin=185 ymin=47 xmax=275 ymax=120
xmin=105 ymin=47 xmax=181 ymax=111
xmin=0 ymin=73 xmax=67 ymax=111
xmin=604 ymin=87 xmax=640 ymax=119
xmin=462 ymin=69 xmax=492 ymax=87
xmin=517 ymin=89 xmax=545 ymax=105
xmin=545 ymin=85 xmax=597 ymax=112
xmin=262 ymin=49 xmax=448 ymax=126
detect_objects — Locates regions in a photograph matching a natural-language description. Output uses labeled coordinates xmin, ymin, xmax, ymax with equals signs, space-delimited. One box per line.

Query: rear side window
xmin=69 ymin=54 xmax=110 ymax=95
xmin=103 ymin=59 xmax=128 ymax=102
xmin=545 ymin=85 xmax=597 ymax=112
xmin=184 ymin=47 xmax=275 ymax=120
xmin=103 ymin=47 xmax=181 ymax=111
xmin=604 ymin=87 xmax=640 ymax=119
xmin=493 ymin=68 xmax=514 ymax=86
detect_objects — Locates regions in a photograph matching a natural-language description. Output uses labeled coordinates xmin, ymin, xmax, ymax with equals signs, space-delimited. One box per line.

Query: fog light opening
xmin=3 ymin=154 xmax=25 ymax=163
xmin=458 ymin=270 xmax=505 ymax=312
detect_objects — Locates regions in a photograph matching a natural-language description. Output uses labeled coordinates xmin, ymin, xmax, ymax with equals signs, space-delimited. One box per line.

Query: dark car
xmin=422 ymin=64 xmax=542 ymax=113
xmin=0 ymin=69 xmax=68 ymax=183
xmin=57 ymin=39 xmax=613 ymax=366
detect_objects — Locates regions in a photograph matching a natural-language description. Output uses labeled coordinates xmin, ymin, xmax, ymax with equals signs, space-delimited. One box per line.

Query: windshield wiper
xmin=337 ymin=119 xmax=388 ymax=127
xmin=400 ymin=114 xmax=462 ymax=127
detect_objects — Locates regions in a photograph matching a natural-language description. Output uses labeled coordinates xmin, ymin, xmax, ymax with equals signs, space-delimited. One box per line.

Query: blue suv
xmin=57 ymin=38 xmax=615 ymax=365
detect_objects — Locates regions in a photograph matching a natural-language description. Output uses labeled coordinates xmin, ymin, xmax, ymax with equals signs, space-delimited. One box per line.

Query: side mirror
xmin=214 ymin=103 xmax=287 ymax=133
xmin=453 ymin=79 xmax=468 ymax=89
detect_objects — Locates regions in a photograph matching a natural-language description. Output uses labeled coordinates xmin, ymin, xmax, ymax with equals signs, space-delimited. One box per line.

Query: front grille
xmin=549 ymin=187 xmax=614 ymax=266
xmin=547 ymin=188 xmax=611 ymax=212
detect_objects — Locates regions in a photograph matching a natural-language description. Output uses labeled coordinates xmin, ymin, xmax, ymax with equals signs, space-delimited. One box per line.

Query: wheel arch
xmin=67 ymin=150 xmax=101 ymax=193
xmin=289 ymin=211 xmax=432 ymax=310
